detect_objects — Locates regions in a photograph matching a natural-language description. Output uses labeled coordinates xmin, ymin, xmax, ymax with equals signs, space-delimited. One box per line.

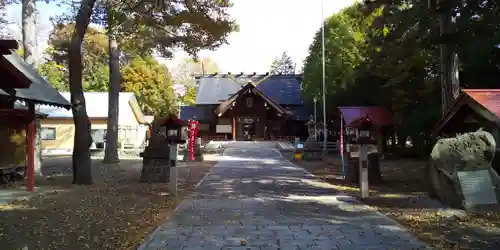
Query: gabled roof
xmin=0 ymin=40 xmax=18 ymax=54
xmin=180 ymin=106 xmax=214 ymax=121
xmin=463 ymin=89 xmax=500 ymax=117
xmin=195 ymin=73 xmax=303 ymax=105
xmin=214 ymin=82 xmax=286 ymax=117
xmin=39 ymin=92 xmax=146 ymax=125
xmin=0 ymin=52 xmax=71 ymax=109
xmin=285 ymin=106 xmax=313 ymax=121
xmin=431 ymin=89 xmax=500 ymax=136
xmin=338 ymin=106 xmax=393 ymax=127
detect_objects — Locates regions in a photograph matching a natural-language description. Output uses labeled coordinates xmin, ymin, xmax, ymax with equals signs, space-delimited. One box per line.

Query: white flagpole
xmin=321 ymin=4 xmax=327 ymax=153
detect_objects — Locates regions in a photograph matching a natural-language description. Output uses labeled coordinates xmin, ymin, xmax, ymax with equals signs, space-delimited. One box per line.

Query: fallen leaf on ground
xmin=0 ymin=157 xmax=216 ymax=250
xmin=296 ymin=158 xmax=500 ymax=250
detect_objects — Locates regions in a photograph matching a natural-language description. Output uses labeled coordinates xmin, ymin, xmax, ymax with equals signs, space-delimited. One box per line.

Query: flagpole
xmin=340 ymin=114 xmax=345 ymax=177
xmin=313 ymin=97 xmax=317 ymax=140
xmin=321 ymin=4 xmax=328 ymax=153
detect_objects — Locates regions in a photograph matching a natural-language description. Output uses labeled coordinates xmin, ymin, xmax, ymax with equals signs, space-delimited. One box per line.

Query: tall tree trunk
xmin=22 ymin=0 xmax=35 ymax=65
xmin=68 ymin=0 xmax=97 ymax=185
xmin=21 ymin=0 xmax=43 ymax=176
xmin=103 ymin=5 xmax=121 ymax=163
xmin=439 ymin=4 xmax=460 ymax=114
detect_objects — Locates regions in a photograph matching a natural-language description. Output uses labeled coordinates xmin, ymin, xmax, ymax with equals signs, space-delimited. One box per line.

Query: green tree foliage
xmin=39 ymin=23 xmax=109 ymax=91
xmin=121 ymin=56 xmax=176 ymax=116
xmin=301 ymin=0 xmax=500 ymax=156
xmin=37 ymin=21 xmax=178 ymax=115
xmin=85 ymin=0 xmax=237 ymax=162
xmin=269 ymin=52 xmax=295 ymax=74
xmin=0 ymin=1 xmax=13 ymax=39
xmin=116 ymin=1 xmax=238 ymax=58
xmin=302 ymin=3 xmax=373 ymax=105
xmin=171 ymin=57 xmax=220 ymax=105
xmin=37 ymin=61 xmax=68 ymax=91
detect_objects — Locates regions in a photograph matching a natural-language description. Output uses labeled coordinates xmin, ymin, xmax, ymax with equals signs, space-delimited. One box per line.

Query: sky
xmin=5 ymin=0 xmax=357 ymax=73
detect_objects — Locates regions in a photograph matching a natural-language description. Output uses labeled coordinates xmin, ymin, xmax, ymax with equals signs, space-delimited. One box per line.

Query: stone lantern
xmin=305 ymin=115 xmax=316 ymax=140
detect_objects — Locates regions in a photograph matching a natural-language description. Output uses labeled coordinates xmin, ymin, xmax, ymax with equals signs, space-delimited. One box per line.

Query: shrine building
xmin=180 ymin=73 xmax=312 ymax=141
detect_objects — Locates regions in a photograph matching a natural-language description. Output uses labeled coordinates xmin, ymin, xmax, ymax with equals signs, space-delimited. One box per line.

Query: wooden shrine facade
xmin=180 ymin=74 xmax=311 ymax=141
xmin=0 ymin=39 xmax=71 ymax=189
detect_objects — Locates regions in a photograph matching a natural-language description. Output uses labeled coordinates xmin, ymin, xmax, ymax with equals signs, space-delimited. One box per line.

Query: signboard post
xmin=359 ymin=144 xmax=369 ymax=199
xmin=349 ymin=119 xmax=373 ymax=199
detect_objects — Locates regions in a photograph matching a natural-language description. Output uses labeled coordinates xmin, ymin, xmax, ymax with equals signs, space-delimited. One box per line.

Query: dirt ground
xmin=296 ymin=157 xmax=500 ymax=250
xmin=0 ymin=155 xmax=218 ymax=250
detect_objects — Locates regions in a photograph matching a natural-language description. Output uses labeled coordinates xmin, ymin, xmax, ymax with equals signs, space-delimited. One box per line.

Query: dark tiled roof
xmin=214 ymin=83 xmax=286 ymax=116
xmin=338 ymin=106 xmax=393 ymax=127
xmin=286 ymin=106 xmax=313 ymax=121
xmin=180 ymin=106 xmax=214 ymax=121
xmin=0 ymin=52 xmax=71 ymax=109
xmin=195 ymin=74 xmax=303 ymax=105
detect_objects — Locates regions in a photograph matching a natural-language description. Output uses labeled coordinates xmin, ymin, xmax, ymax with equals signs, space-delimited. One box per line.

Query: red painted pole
xmin=27 ymin=103 xmax=35 ymax=192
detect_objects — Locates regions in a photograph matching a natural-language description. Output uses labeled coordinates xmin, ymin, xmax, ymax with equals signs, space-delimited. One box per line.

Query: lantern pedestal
xmin=140 ymin=146 xmax=171 ymax=183
xmin=346 ymin=119 xmax=377 ymax=199
xmin=140 ymin=115 xmax=186 ymax=184
xmin=346 ymin=151 xmax=383 ymax=185
xmin=184 ymin=138 xmax=203 ymax=161
xmin=193 ymin=138 xmax=203 ymax=161
xmin=169 ymin=144 xmax=178 ymax=196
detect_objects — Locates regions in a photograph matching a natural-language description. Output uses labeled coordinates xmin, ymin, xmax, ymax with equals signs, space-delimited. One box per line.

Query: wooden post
xmin=27 ymin=103 xmax=36 ymax=192
xmin=232 ymin=116 xmax=236 ymax=140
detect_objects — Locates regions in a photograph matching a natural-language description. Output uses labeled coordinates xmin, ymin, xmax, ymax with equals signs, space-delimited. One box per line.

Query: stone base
xmin=346 ymin=155 xmax=383 ymax=184
xmin=183 ymin=145 xmax=204 ymax=162
xmin=140 ymin=164 xmax=170 ymax=183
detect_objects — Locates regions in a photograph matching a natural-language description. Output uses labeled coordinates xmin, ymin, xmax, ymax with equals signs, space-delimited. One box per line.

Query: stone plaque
xmin=457 ymin=170 xmax=498 ymax=207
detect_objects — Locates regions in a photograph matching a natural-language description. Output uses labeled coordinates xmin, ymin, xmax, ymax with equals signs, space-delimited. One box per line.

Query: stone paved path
xmin=139 ymin=145 xmax=429 ymax=250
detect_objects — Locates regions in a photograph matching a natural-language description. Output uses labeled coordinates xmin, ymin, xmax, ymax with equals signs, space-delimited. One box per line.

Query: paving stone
xmin=221 ymin=246 xmax=261 ymax=250
xmin=184 ymin=236 xmax=206 ymax=246
xmin=142 ymin=246 xmax=168 ymax=250
xmin=182 ymin=247 xmax=206 ymax=250
xmin=136 ymin=146 xmax=428 ymax=250
xmin=145 ymin=237 xmax=168 ymax=248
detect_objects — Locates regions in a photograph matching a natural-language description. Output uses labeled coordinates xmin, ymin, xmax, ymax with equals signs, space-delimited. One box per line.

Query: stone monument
xmin=428 ymin=129 xmax=500 ymax=212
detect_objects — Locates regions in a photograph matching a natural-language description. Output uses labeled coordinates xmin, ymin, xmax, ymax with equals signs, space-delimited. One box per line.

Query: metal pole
xmin=314 ymin=97 xmax=317 ymax=140
xmin=321 ymin=4 xmax=327 ymax=153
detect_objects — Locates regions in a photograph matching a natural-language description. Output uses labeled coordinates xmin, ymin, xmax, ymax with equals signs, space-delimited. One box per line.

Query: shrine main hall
xmin=180 ymin=73 xmax=312 ymax=141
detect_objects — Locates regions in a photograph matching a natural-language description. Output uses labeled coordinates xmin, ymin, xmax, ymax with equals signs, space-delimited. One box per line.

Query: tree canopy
xmin=39 ymin=23 xmax=109 ymax=91
xmin=37 ymin=21 xmax=178 ymax=116
xmin=301 ymin=0 xmax=500 ymax=155
xmin=171 ymin=56 xmax=220 ymax=105
xmin=269 ymin=52 xmax=295 ymax=74
xmin=121 ymin=56 xmax=176 ymax=116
